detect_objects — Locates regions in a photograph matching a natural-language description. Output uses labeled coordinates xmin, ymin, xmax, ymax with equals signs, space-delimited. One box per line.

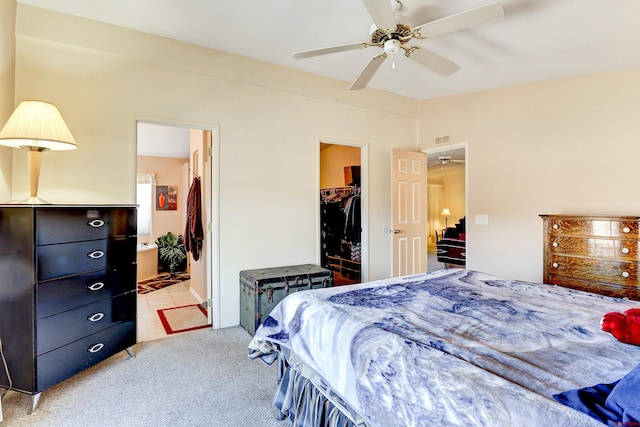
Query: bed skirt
xmin=274 ymin=352 xmax=365 ymax=427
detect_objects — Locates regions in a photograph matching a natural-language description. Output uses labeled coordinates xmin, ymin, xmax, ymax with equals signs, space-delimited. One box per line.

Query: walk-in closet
xmin=319 ymin=144 xmax=362 ymax=285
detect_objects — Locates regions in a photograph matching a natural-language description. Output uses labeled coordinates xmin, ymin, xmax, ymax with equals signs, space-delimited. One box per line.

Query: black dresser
xmin=0 ymin=205 xmax=137 ymax=413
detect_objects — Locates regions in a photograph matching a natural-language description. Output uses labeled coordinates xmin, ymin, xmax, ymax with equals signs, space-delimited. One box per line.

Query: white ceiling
xmin=426 ymin=147 xmax=465 ymax=178
xmin=16 ymin=0 xmax=640 ymax=100
xmin=137 ymin=122 xmax=190 ymax=158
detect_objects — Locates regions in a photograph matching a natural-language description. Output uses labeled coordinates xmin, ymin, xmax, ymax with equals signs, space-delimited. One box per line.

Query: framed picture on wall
xmin=156 ymin=185 xmax=178 ymax=210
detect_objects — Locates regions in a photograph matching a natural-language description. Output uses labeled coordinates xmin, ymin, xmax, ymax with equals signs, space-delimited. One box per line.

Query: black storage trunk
xmin=240 ymin=264 xmax=333 ymax=336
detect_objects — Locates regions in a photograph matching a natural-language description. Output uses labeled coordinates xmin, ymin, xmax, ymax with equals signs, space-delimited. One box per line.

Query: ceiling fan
xmin=428 ymin=155 xmax=465 ymax=166
xmin=293 ymin=0 xmax=504 ymax=90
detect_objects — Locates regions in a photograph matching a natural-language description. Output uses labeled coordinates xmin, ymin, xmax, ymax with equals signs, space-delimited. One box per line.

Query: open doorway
xmin=423 ymin=143 xmax=467 ymax=272
xmin=319 ymin=141 xmax=368 ymax=285
xmin=135 ymin=121 xmax=218 ymax=341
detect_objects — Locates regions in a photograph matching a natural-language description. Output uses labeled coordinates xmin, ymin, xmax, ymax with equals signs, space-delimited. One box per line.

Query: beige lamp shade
xmin=441 ymin=208 xmax=451 ymax=216
xmin=0 ymin=101 xmax=77 ymax=204
xmin=0 ymin=101 xmax=77 ymax=151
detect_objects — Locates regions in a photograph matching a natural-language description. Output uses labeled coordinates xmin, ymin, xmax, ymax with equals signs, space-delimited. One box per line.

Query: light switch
xmin=475 ymin=214 xmax=489 ymax=225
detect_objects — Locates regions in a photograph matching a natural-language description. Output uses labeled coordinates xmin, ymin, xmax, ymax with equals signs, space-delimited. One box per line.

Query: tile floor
xmin=136 ymin=279 xmax=202 ymax=342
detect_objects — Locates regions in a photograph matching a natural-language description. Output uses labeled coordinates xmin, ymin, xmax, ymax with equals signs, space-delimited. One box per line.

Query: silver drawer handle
xmin=552 ymin=262 xmax=559 ymax=268
xmin=88 ymin=250 xmax=104 ymax=259
xmin=623 ymin=226 xmax=631 ymax=233
xmin=552 ymin=242 xmax=559 ymax=247
xmin=88 ymin=282 xmax=105 ymax=291
xmin=87 ymin=343 xmax=104 ymax=353
xmin=622 ymin=272 xmax=630 ymax=278
xmin=622 ymin=247 xmax=630 ymax=254
xmin=88 ymin=219 xmax=105 ymax=228
xmin=552 ymin=224 xmax=559 ymax=230
xmin=88 ymin=312 xmax=105 ymax=322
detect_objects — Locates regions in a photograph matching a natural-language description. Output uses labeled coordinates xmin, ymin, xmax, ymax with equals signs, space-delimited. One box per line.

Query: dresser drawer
xmin=546 ymin=275 xmax=640 ymax=300
xmin=36 ymin=321 xmax=135 ymax=392
xmin=37 ymin=237 xmax=135 ymax=281
xmin=36 ymin=208 xmax=136 ymax=245
xmin=37 ymin=292 xmax=136 ymax=355
xmin=548 ymin=219 xmax=639 ymax=238
xmin=37 ymin=265 xmax=136 ymax=319
xmin=547 ymin=255 xmax=638 ymax=286
xmin=548 ymin=236 xmax=640 ymax=261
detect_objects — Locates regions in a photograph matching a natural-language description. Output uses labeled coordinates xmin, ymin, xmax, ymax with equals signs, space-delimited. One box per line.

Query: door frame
xmin=422 ymin=141 xmax=468 ymax=268
xmin=317 ymin=138 xmax=369 ymax=283
xmin=134 ymin=117 xmax=221 ymax=329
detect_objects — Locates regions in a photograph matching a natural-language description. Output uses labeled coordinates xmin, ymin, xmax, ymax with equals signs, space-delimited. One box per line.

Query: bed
xmin=248 ymin=269 xmax=640 ymax=426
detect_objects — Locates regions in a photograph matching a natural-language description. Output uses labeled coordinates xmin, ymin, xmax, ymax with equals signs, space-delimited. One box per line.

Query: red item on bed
xmin=601 ymin=308 xmax=640 ymax=346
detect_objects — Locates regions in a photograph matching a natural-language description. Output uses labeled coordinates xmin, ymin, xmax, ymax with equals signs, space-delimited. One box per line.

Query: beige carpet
xmin=157 ymin=304 xmax=210 ymax=334
xmin=0 ymin=327 xmax=291 ymax=426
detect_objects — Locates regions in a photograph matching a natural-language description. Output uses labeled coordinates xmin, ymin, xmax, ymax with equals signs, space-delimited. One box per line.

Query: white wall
xmin=12 ymin=4 xmax=419 ymax=327
xmin=419 ymin=68 xmax=640 ymax=282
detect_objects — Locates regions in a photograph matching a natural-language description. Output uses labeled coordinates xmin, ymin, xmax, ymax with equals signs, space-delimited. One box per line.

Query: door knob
xmin=383 ymin=226 xmax=401 ymax=234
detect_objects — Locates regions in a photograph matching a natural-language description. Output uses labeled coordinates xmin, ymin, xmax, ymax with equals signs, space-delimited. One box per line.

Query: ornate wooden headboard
xmin=540 ymin=214 xmax=640 ymax=300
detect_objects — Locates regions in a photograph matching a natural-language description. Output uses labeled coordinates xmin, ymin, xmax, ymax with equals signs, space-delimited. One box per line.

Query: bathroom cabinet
xmin=0 ymin=205 xmax=137 ymax=413
xmin=137 ymin=242 xmax=159 ymax=280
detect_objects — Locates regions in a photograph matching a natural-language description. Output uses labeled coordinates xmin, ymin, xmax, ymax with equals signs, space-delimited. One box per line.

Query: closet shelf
xmin=326 ymin=255 xmax=361 ymax=275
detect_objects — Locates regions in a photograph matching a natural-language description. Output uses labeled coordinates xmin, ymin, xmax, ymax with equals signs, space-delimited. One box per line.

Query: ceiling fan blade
xmin=293 ymin=42 xmax=369 ymax=59
xmin=350 ymin=53 xmax=387 ymax=90
xmin=415 ymin=2 xmax=504 ymax=38
xmin=450 ymin=160 xmax=465 ymax=163
xmin=362 ymin=0 xmax=397 ymax=30
xmin=407 ymin=47 xmax=460 ymax=77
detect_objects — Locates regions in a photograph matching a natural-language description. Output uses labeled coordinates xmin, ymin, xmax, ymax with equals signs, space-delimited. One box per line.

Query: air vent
xmin=435 ymin=135 xmax=450 ymax=144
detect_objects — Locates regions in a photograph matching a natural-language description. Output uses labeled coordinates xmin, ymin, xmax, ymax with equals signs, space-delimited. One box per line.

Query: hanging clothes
xmin=320 ymin=186 xmax=361 ymax=265
xmin=184 ymin=176 xmax=204 ymax=261
xmin=343 ymin=192 xmax=361 ymax=244
xmin=320 ymin=199 xmax=344 ymax=267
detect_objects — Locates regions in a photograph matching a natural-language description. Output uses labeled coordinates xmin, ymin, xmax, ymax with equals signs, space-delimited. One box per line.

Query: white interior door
xmin=392 ymin=149 xmax=427 ymax=277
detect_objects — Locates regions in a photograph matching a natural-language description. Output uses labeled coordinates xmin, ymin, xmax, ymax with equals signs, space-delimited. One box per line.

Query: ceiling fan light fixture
xmin=384 ymin=39 xmax=401 ymax=55
xmin=384 ymin=39 xmax=401 ymax=69
xmin=294 ymin=0 xmax=505 ymax=91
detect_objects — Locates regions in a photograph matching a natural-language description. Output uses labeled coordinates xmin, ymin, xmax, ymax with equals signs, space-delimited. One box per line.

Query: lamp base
xmin=6 ymin=196 xmax=51 ymax=205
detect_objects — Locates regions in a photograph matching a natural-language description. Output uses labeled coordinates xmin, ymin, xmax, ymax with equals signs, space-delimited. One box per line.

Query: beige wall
xmin=419 ymin=68 xmax=640 ymax=282
xmin=12 ymin=4 xmax=418 ymax=327
xmin=320 ymin=145 xmax=361 ymax=188
xmin=441 ymin=170 xmax=465 ymax=227
xmin=0 ymin=0 xmax=16 ymax=201
xmin=188 ymin=129 xmax=207 ymax=302
xmin=11 ymin=3 xmax=640 ymax=327
xmin=137 ymin=155 xmax=188 ymax=245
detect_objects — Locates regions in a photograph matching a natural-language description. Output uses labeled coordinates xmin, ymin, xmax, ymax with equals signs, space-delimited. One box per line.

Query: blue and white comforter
xmin=248 ymin=269 xmax=640 ymax=426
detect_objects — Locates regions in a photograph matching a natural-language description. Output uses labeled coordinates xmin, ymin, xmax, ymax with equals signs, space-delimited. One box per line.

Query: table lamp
xmin=441 ymin=208 xmax=451 ymax=228
xmin=0 ymin=101 xmax=77 ymax=204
